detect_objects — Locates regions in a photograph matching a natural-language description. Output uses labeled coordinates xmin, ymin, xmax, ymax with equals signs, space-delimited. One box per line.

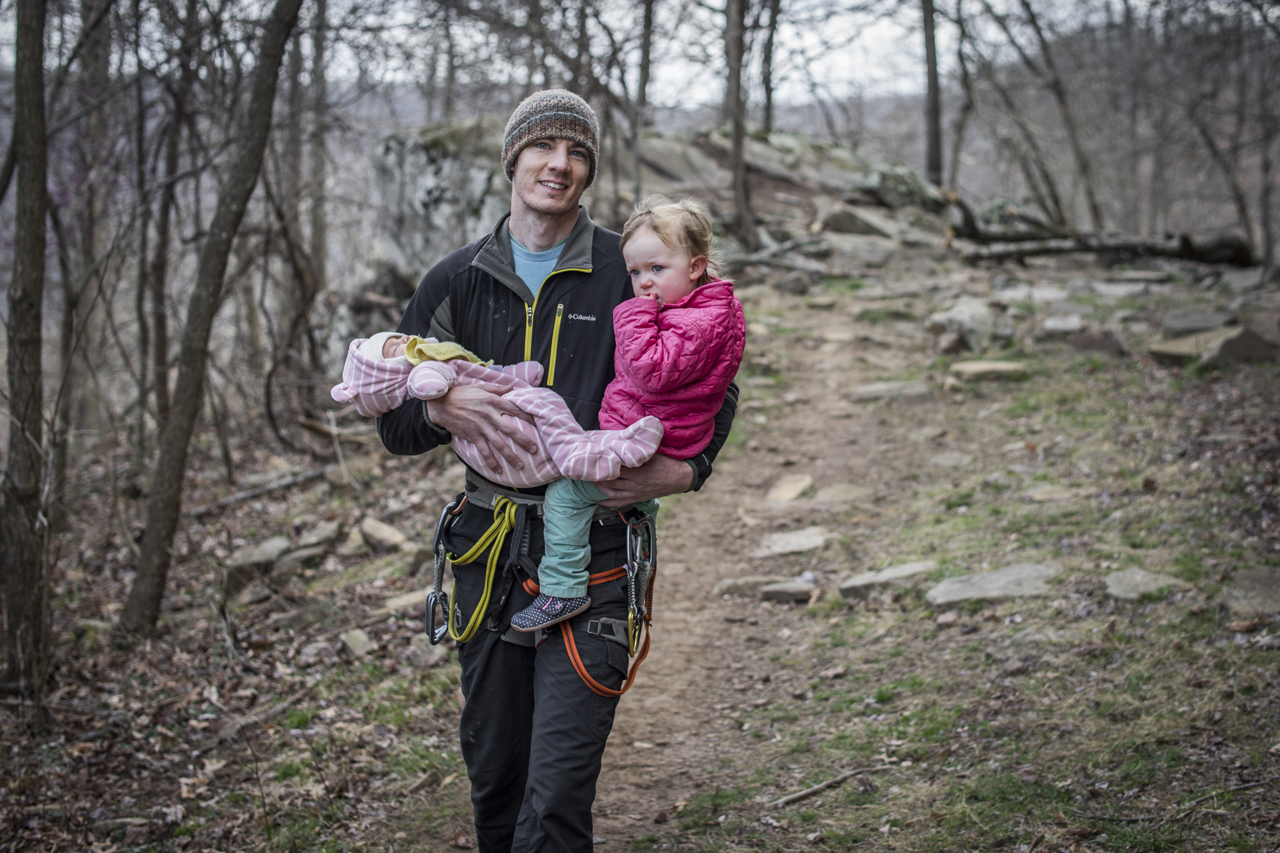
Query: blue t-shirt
xmin=511 ymin=236 xmax=566 ymax=299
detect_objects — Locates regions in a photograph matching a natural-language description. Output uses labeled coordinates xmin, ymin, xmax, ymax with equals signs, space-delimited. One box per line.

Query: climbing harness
xmin=423 ymin=484 xmax=661 ymax=698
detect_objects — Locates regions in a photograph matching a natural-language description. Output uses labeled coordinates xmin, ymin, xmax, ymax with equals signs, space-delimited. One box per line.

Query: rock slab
xmin=339 ymin=628 xmax=376 ymax=658
xmin=949 ymin=360 xmax=1027 ymax=381
xmin=849 ymin=380 xmax=929 ymax=401
xmin=760 ymin=581 xmax=817 ymax=602
xmin=925 ymin=562 xmax=1063 ymax=605
xmin=1221 ymin=567 xmax=1280 ymax=618
xmin=1150 ymin=327 xmax=1276 ymax=366
xmin=766 ymin=474 xmax=813 ymax=502
xmin=754 ymin=526 xmax=830 ymax=558
xmin=839 ymin=560 xmax=938 ymax=599
xmin=360 ymin=517 xmax=409 ymax=551
xmin=224 ymin=536 xmax=292 ymax=569
xmin=1161 ymin=311 xmax=1235 ymax=338
xmin=1104 ymin=568 xmax=1187 ymax=600
xmin=712 ymin=576 xmax=784 ymax=597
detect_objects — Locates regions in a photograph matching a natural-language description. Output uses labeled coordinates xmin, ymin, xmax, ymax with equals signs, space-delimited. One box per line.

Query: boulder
xmin=820 ymin=233 xmax=897 ymax=268
xmin=1040 ymin=314 xmax=1084 ymax=337
xmin=1246 ymin=309 xmax=1280 ymax=348
xmin=1220 ymin=266 xmax=1273 ymax=294
xmin=925 ymin=562 xmax=1063 ymax=605
xmin=384 ymin=588 xmax=430 ymax=612
xmin=294 ymin=519 xmax=342 ymax=550
xmin=852 ymin=166 xmax=949 ymax=213
xmin=274 ymin=545 xmax=328 ymax=575
xmin=1161 ymin=311 xmax=1235 ymax=338
xmin=324 ymin=453 xmax=380 ymax=486
xmin=822 ymin=203 xmax=894 ymax=238
xmin=224 ymin=536 xmax=292 ymax=569
xmin=359 ymin=517 xmax=410 ymax=551
xmin=1068 ymin=329 xmax=1128 ymax=357
xmin=839 ymin=560 xmax=938 ymax=599
xmin=339 ymin=628 xmax=376 ymax=658
xmin=928 ymin=297 xmax=997 ymax=352
xmin=1150 ymin=327 xmax=1275 ymax=366
xmin=406 ymin=633 xmax=449 ymax=668
xmin=989 ymin=284 xmax=1069 ymax=305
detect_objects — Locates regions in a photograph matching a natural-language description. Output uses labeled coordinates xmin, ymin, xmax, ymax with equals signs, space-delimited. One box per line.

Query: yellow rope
xmin=445 ymin=497 xmax=517 ymax=643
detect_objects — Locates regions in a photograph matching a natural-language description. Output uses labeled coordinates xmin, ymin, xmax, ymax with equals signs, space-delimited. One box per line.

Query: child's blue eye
xmin=652 ymin=265 xmax=664 ymax=273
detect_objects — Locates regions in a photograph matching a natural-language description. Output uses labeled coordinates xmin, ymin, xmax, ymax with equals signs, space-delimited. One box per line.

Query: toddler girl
xmin=511 ymin=195 xmax=745 ymax=630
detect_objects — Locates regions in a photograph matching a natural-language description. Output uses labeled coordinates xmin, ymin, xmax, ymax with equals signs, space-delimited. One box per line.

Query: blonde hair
xmin=620 ymin=195 xmax=721 ymax=286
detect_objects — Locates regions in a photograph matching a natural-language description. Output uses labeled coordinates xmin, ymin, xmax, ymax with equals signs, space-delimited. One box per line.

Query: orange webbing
xmin=561 ymin=563 xmax=657 ymax=698
xmin=562 ymin=620 xmax=651 ymax=698
xmin=522 ymin=565 xmax=628 ymax=597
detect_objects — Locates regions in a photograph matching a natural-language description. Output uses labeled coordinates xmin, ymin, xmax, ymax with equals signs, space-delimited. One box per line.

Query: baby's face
xmin=383 ymin=335 xmax=409 ymax=359
xmin=623 ymin=225 xmax=705 ymax=307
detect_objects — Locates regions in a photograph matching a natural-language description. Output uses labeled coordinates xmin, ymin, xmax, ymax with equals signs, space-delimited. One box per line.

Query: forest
xmin=2 ymin=0 xmax=1279 ymax=851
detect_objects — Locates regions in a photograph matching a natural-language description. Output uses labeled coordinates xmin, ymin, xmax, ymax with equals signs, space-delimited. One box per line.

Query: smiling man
xmin=376 ymin=90 xmax=738 ymax=853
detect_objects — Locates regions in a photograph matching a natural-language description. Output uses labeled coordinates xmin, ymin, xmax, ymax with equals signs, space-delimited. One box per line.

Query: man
xmin=377 ymin=90 xmax=737 ymax=853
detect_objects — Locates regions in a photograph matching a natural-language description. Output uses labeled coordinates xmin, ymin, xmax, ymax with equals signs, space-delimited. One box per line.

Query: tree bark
xmin=631 ymin=0 xmax=653 ymax=204
xmin=725 ymin=0 xmax=758 ymax=251
xmin=309 ymin=0 xmax=328 ymax=348
xmin=761 ymin=0 xmax=781 ymax=136
xmin=4 ymin=0 xmax=49 ymax=704
xmin=922 ymin=0 xmax=943 ymax=187
xmin=960 ymin=232 xmax=1254 ymax=266
xmin=121 ymin=0 xmax=304 ymax=635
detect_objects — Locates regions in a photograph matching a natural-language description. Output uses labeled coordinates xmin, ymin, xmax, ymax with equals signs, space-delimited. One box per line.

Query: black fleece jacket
xmin=375 ymin=207 xmax=738 ymax=493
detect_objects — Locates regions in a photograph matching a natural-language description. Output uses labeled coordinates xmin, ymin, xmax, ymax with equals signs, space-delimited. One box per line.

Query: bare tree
xmin=726 ymin=0 xmax=759 ymax=250
xmin=4 ymin=0 xmax=50 ymax=709
xmin=922 ymin=0 xmax=942 ymax=186
xmin=121 ymin=0 xmax=305 ymax=635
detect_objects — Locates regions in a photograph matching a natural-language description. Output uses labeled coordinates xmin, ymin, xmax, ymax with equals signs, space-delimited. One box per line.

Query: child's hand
xmin=383 ymin=335 xmax=409 ymax=359
xmin=640 ymin=293 xmax=660 ymax=302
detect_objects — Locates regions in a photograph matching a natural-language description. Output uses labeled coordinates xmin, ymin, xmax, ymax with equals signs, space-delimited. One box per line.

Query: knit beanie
xmin=501 ymin=89 xmax=599 ymax=188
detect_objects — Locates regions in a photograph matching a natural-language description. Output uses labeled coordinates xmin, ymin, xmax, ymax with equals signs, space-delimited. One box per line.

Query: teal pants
xmin=539 ymin=478 xmax=658 ymax=597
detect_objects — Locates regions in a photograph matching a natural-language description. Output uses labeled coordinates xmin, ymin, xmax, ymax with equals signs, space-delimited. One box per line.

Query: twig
xmin=186 ymin=468 xmax=328 ymax=518
xmin=1071 ymin=809 xmax=1154 ymax=823
xmin=1166 ymin=777 xmax=1278 ymax=823
xmin=765 ymin=765 xmax=893 ymax=808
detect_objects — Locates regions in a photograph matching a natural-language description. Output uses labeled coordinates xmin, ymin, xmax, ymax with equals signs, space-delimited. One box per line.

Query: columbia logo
xmin=568 ymin=313 xmax=596 ymax=322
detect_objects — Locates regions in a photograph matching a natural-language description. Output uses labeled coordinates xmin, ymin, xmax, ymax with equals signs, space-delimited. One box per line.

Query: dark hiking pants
xmin=444 ymin=501 xmax=634 ymax=853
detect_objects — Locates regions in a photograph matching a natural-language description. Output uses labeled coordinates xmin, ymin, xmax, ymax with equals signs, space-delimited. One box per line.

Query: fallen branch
xmin=298 ymin=416 xmax=378 ymax=444
xmin=766 ymin=765 xmax=893 ymax=808
xmin=960 ymin=233 xmax=1254 ymax=267
xmin=186 ymin=468 xmax=328 ymax=518
xmin=723 ymin=237 xmax=827 ymax=273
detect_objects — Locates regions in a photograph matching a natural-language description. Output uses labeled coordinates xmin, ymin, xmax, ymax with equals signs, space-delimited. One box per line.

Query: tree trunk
xmin=121 ymin=0 xmax=304 ymax=635
xmin=1016 ymin=0 xmax=1105 ymax=231
xmin=922 ymin=0 xmax=943 ymax=187
xmin=948 ymin=2 xmax=975 ymax=190
xmin=725 ymin=0 xmax=758 ymax=251
xmin=128 ymin=0 xmax=151 ymax=497
xmin=308 ymin=0 xmax=328 ymax=373
xmin=631 ymin=0 xmax=653 ymax=205
xmin=761 ymin=0 xmax=781 ymax=136
xmin=4 ymin=0 xmax=49 ymax=705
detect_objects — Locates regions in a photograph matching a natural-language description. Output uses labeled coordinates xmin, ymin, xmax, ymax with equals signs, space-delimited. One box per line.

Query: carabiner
xmin=424 ymin=500 xmax=459 ymax=645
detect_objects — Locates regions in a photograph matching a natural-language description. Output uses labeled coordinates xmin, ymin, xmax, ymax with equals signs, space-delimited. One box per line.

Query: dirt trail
xmin=593 ymin=276 xmax=928 ymax=845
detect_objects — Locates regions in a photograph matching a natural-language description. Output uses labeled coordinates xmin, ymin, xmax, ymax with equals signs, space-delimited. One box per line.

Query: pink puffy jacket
xmin=599 ymin=280 xmax=746 ymax=460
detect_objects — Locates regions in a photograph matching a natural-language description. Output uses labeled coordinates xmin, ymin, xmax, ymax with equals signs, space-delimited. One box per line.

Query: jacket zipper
xmin=548 ymin=304 xmax=565 ymax=386
xmin=522 ymin=269 xmax=589 ymax=370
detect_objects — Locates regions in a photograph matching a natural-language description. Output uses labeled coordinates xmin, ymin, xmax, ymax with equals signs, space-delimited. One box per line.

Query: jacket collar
xmin=472 ymin=206 xmax=597 ymax=305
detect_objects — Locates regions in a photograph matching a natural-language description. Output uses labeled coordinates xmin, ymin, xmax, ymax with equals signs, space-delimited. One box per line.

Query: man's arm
xmin=595 ymin=379 xmax=738 ymax=507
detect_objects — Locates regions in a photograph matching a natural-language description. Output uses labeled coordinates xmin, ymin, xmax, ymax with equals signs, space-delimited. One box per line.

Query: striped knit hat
xmin=501 ymin=89 xmax=599 ymax=188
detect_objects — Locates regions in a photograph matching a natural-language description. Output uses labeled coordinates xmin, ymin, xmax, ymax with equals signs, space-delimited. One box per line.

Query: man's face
xmin=510 ymin=138 xmax=590 ymax=221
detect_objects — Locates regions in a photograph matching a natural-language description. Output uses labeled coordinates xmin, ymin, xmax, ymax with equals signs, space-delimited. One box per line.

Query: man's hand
xmin=425 ymin=384 xmax=538 ymax=473
xmin=595 ymin=454 xmax=693 ymax=507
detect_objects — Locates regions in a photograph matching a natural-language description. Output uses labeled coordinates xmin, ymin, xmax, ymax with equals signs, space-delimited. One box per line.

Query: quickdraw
xmin=424 ymin=495 xmax=518 ymax=645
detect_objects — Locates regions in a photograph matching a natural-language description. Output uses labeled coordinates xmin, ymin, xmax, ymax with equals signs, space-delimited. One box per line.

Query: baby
xmin=332 ymin=196 xmax=745 ymax=632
